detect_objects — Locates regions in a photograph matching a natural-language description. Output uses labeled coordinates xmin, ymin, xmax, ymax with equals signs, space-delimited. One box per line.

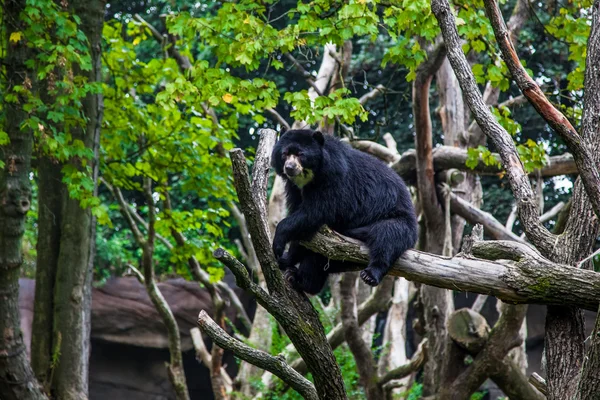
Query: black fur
xmin=271 ymin=129 xmax=418 ymax=294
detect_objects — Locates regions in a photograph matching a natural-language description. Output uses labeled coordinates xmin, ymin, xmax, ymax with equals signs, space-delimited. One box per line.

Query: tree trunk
xmin=31 ymin=1 xmax=105 ymax=398
xmin=0 ymin=1 xmax=47 ymax=398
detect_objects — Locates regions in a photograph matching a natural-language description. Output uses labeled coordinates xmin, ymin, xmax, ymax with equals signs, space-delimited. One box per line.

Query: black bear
xmin=271 ymin=129 xmax=418 ymax=294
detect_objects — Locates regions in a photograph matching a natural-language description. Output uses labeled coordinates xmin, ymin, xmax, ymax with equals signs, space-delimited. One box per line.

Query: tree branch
xmin=340 ymin=272 xmax=382 ymax=399
xmin=378 ymin=339 xmax=428 ymax=386
xmin=302 ymin=228 xmax=600 ymax=310
xmin=197 ymin=311 xmax=318 ymax=400
xmin=483 ymin=0 xmax=600 ymax=219
xmin=359 ymin=84 xmax=386 ymax=106
xmin=450 ymin=193 xmax=526 ymax=243
xmin=431 ymin=0 xmax=556 ymax=254
xmin=391 ymin=146 xmax=576 ymax=184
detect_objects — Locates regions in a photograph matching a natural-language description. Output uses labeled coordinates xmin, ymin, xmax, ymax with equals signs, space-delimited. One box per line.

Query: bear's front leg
xmin=273 ymin=207 xmax=325 ymax=259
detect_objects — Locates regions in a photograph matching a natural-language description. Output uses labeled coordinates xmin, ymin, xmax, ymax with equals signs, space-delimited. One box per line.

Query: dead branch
xmin=529 ymin=373 xmax=548 ymax=396
xmin=348 ymin=139 xmax=401 ymax=164
xmin=197 ymin=311 xmax=318 ymax=400
xmin=445 ymin=307 xmax=544 ymax=400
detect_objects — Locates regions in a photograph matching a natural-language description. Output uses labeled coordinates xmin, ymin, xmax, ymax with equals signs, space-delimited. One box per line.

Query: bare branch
xmin=303 ymin=228 xmax=600 ymax=310
xmin=431 ymin=0 xmax=556 ymax=254
xmin=505 ymin=203 xmax=518 ymax=231
xmin=197 ymin=311 xmax=318 ymax=400
xmin=449 ymin=193 xmax=526 ymax=243
xmin=212 ymin=248 xmax=273 ymax=308
xmin=540 ymin=201 xmax=565 ymax=224
xmin=229 ymin=148 xmax=283 ymax=290
xmin=529 ymin=372 xmax=548 ymax=396
xmin=359 ymin=84 xmax=386 ymax=106
xmin=440 ymin=304 xmax=530 ymax=399
xmin=265 ymin=108 xmax=291 ymax=130
xmin=340 ymin=272 xmax=382 ymax=399
xmin=391 ymin=146 xmax=576 ymax=184
xmin=471 ymin=295 xmax=489 ymax=314
xmin=347 ymin=139 xmax=400 ymax=164
xmin=498 ymin=95 xmax=527 ymax=109
xmin=379 ymin=339 xmax=428 ymax=386
xmin=284 ymin=52 xmax=324 ymax=96
xmin=382 ymin=133 xmax=398 ymax=153
xmin=190 ymin=328 xmax=233 ymax=391
xmin=483 ymin=0 xmax=600 ymax=219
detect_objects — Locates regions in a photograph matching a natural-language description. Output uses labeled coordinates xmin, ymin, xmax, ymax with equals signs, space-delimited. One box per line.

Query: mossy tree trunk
xmin=30 ymin=0 xmax=105 ymax=398
xmin=0 ymin=1 xmax=48 ymax=399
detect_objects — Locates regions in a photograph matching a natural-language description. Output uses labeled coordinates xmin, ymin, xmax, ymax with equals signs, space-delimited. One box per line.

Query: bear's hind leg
xmin=361 ymin=218 xmax=417 ymax=286
xmin=285 ymin=251 xmax=331 ymax=295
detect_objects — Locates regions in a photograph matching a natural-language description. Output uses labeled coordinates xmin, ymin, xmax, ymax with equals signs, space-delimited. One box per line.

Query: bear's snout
xmin=284 ymin=156 xmax=303 ymax=177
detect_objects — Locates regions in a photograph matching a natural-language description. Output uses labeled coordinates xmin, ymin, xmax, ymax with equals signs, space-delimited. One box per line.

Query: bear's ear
xmin=312 ymin=130 xmax=325 ymax=146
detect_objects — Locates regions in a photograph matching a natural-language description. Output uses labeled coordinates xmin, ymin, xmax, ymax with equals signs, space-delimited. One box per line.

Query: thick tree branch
xmin=288 ymin=276 xmax=393 ymax=376
xmin=440 ymin=303 xmax=528 ymax=399
xmin=212 ymin=248 xmax=273 ymax=309
xmin=250 ymin=129 xmax=277 ymax=233
xmin=445 ymin=306 xmax=544 ymax=400
xmin=414 ymin=41 xmax=448 ymax=233
xmin=348 ymin=139 xmax=400 ymax=164
xmin=302 ymin=229 xmax=600 ymax=310
xmin=431 ymin=0 xmax=556 ymax=254
xmin=229 ymin=148 xmax=283 ymax=291
xmin=197 ymin=311 xmax=318 ymax=400
xmin=577 ymin=2 xmax=600 ymax=397
xmin=483 ymin=0 xmax=600 ymax=219
xmin=391 ymin=146 xmax=576 ymax=184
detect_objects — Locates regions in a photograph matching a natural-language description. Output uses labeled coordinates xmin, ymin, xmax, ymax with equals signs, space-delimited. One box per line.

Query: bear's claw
xmin=360 ymin=268 xmax=381 ymax=286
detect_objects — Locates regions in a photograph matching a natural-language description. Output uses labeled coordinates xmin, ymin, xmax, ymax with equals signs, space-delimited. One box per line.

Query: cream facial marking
xmin=289 ymin=168 xmax=314 ymax=188
xmin=284 ymin=154 xmax=314 ymax=188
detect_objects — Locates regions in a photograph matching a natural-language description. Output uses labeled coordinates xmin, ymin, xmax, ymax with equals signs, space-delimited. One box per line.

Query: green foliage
xmin=1 ymin=0 xmax=105 ymax=220
xmin=404 ymin=382 xmax=423 ymax=400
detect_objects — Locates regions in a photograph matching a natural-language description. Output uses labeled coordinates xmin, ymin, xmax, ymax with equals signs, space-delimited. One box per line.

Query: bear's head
xmin=271 ymin=129 xmax=325 ymax=188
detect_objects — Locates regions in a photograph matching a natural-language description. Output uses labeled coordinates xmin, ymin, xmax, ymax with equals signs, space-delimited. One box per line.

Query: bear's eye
xmin=282 ymin=150 xmax=288 ymax=157
xmin=297 ymin=151 xmax=304 ymax=157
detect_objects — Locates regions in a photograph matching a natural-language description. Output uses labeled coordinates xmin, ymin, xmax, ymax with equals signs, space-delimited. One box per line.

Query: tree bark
xmin=0 ymin=1 xmax=47 ymax=398
xmin=577 ymin=2 xmax=600 ymax=397
xmin=30 ymin=1 xmax=105 ymax=398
